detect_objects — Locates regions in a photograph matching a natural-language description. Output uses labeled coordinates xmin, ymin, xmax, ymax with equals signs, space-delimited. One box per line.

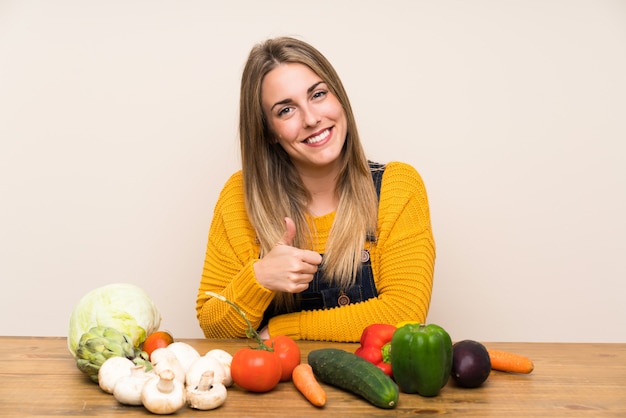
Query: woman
xmin=196 ymin=36 xmax=435 ymax=342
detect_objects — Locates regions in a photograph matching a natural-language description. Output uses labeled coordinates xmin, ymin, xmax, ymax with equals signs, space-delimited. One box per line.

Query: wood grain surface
xmin=0 ymin=337 xmax=624 ymax=417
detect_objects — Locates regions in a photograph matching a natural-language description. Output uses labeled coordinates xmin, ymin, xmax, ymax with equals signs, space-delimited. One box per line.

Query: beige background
xmin=1 ymin=0 xmax=625 ymax=342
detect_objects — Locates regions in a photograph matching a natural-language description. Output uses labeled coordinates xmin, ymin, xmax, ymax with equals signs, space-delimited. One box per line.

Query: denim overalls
xmin=260 ymin=162 xmax=385 ymax=326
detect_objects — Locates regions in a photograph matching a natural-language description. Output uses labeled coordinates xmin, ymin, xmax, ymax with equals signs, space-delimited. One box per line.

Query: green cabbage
xmin=68 ymin=283 xmax=161 ymax=357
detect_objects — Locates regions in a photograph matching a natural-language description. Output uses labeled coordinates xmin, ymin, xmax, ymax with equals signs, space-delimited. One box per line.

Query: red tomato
xmin=142 ymin=331 xmax=174 ymax=358
xmin=265 ymin=335 xmax=301 ymax=381
xmin=231 ymin=347 xmax=282 ymax=392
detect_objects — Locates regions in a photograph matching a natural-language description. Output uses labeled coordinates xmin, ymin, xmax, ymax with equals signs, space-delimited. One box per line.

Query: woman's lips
xmin=304 ymin=128 xmax=331 ymax=145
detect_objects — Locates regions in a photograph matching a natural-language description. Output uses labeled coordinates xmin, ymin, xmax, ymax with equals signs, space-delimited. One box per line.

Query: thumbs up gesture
xmin=253 ymin=217 xmax=323 ymax=294
xmin=277 ymin=216 xmax=298 ymax=246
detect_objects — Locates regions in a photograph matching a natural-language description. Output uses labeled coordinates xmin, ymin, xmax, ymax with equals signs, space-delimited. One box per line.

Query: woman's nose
xmin=302 ymin=105 xmax=321 ymax=128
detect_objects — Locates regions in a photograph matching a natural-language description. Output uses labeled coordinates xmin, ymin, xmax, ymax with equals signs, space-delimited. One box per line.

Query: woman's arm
xmin=266 ymin=162 xmax=436 ymax=341
xmin=196 ymin=173 xmax=275 ymax=338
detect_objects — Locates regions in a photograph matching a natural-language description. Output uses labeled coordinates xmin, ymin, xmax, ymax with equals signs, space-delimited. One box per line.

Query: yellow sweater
xmin=196 ymin=161 xmax=435 ymax=342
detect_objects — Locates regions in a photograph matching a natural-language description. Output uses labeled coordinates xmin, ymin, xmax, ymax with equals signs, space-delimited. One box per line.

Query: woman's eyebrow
xmin=271 ymin=98 xmax=292 ymax=111
xmin=270 ymin=81 xmax=326 ymax=111
xmin=307 ymin=81 xmax=325 ymax=94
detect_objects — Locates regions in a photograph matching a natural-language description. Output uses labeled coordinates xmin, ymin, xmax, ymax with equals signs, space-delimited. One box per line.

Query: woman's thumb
xmin=277 ymin=217 xmax=296 ymax=246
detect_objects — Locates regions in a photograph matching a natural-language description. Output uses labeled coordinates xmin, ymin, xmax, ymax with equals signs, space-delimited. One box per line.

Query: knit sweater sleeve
xmin=196 ymin=172 xmax=275 ymax=338
xmin=267 ymin=162 xmax=436 ymax=342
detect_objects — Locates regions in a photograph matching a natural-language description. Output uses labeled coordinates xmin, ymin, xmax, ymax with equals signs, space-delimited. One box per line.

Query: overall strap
xmin=367 ymin=161 xmax=385 ymax=243
xmin=368 ymin=160 xmax=386 ymax=201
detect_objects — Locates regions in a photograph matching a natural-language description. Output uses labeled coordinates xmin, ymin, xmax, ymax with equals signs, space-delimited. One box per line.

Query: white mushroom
xmin=186 ymin=370 xmax=227 ymax=410
xmin=165 ymin=342 xmax=201 ymax=374
xmin=205 ymin=348 xmax=232 ymax=366
xmin=186 ymin=355 xmax=227 ymax=389
xmin=98 ymin=356 xmax=134 ymax=394
xmin=150 ymin=347 xmax=186 ymax=385
xmin=205 ymin=349 xmax=233 ymax=387
xmin=113 ymin=364 xmax=155 ymax=406
xmin=141 ymin=369 xmax=185 ymax=415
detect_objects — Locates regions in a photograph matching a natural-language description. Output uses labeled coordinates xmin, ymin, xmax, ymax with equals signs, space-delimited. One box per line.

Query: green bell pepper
xmin=389 ymin=323 xmax=453 ymax=396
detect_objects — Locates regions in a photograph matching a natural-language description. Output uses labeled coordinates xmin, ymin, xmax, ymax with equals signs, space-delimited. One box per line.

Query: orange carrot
xmin=487 ymin=348 xmax=534 ymax=374
xmin=292 ymin=363 xmax=326 ymax=407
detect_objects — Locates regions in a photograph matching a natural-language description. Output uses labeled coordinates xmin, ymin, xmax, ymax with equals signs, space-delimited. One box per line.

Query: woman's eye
xmin=278 ymin=107 xmax=293 ymax=117
xmin=312 ymin=90 xmax=327 ymax=100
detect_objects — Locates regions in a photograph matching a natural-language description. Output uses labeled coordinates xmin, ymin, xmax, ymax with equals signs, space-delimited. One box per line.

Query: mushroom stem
xmin=156 ymin=369 xmax=176 ymax=394
xmin=197 ymin=370 xmax=215 ymax=391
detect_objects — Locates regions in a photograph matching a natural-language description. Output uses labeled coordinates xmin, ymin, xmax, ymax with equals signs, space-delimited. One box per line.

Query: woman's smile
xmin=303 ymin=128 xmax=332 ymax=145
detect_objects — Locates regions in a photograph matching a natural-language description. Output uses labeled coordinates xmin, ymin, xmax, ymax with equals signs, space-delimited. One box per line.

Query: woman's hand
xmin=253 ymin=217 xmax=322 ymax=293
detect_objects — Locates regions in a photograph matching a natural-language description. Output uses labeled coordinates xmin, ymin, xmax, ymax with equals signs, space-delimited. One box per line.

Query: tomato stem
xmin=205 ymin=291 xmax=273 ymax=351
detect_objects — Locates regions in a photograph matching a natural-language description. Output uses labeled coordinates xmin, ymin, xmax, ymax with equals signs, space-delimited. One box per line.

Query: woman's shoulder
xmin=380 ymin=161 xmax=426 ymax=191
xmin=225 ymin=170 xmax=243 ymax=184
xmin=219 ymin=170 xmax=244 ymax=195
xmin=383 ymin=161 xmax=419 ymax=174
xmin=214 ymin=170 xmax=245 ymax=211
xmin=376 ymin=162 xmax=431 ymax=226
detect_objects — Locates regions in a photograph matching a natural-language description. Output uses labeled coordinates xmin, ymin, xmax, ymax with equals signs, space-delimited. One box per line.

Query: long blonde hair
xmin=239 ymin=37 xmax=379 ymax=309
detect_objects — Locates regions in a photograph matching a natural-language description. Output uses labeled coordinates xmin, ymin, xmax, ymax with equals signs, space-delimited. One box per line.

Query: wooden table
xmin=1 ymin=337 xmax=624 ymax=417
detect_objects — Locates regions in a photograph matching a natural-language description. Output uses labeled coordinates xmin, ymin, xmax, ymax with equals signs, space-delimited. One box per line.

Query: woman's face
xmin=261 ymin=63 xmax=347 ymax=174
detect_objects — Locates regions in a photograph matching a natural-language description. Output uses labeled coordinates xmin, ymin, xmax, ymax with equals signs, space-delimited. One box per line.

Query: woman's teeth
xmin=305 ymin=129 xmax=329 ymax=144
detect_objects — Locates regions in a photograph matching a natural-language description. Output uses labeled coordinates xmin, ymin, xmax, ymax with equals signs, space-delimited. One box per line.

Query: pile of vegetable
xmin=97 ymin=337 xmax=233 ymax=413
xmin=68 ymin=284 xmax=238 ymax=414
xmin=353 ymin=321 xmax=534 ymax=399
xmin=206 ymin=292 xmax=302 ymax=394
xmin=68 ymin=284 xmax=535 ymax=413
xmin=303 ymin=321 xmax=534 ymax=409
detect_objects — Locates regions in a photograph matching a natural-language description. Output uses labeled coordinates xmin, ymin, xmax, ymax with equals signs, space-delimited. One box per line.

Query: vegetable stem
xmin=205 ymin=291 xmax=272 ymax=351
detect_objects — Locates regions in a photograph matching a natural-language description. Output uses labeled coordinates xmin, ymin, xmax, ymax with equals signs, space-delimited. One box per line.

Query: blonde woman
xmin=196 ymin=37 xmax=435 ymax=342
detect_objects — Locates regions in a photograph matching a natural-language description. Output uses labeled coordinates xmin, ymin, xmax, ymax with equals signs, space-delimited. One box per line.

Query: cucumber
xmin=307 ymin=348 xmax=399 ymax=409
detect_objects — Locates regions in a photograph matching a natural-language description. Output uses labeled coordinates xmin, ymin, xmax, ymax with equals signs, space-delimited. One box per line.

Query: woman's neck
xmin=308 ymin=188 xmax=338 ymax=217
xmin=297 ymin=164 xmax=340 ymax=217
